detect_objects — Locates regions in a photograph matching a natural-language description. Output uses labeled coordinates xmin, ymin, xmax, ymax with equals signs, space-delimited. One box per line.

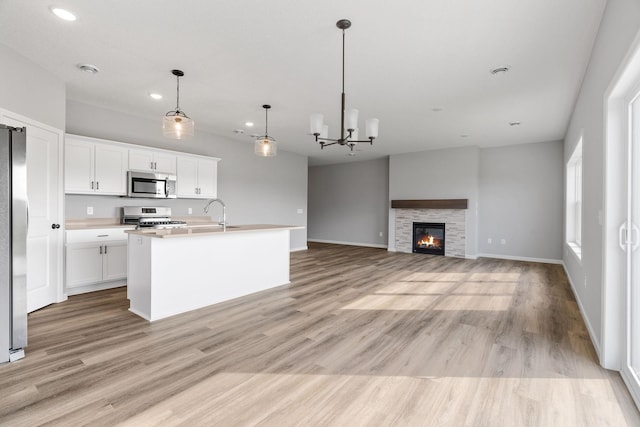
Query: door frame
xmin=0 ymin=108 xmax=65 ymax=308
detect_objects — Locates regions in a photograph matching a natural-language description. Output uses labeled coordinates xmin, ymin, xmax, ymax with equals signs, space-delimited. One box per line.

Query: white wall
xmin=563 ymin=0 xmax=640 ymax=364
xmin=308 ymin=158 xmax=389 ymax=247
xmin=0 ymin=43 xmax=65 ymax=129
xmin=389 ymin=146 xmax=480 ymax=257
xmin=479 ymin=141 xmax=564 ymax=261
xmin=66 ymin=100 xmax=308 ymax=250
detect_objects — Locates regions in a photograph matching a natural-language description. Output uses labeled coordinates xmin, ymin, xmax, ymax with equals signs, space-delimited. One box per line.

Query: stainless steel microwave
xmin=127 ymin=171 xmax=177 ymax=198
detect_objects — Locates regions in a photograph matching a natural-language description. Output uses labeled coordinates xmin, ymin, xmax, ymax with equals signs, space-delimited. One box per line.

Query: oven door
xmin=128 ymin=171 xmax=174 ymax=198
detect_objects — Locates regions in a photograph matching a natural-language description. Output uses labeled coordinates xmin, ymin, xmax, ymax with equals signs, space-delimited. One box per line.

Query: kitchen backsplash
xmin=65 ymin=195 xmax=220 ymax=221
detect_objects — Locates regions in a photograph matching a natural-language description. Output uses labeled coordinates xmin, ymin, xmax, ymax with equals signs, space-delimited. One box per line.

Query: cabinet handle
xmin=91 ymin=181 xmax=94 ymax=190
xmin=150 ymin=161 xmax=154 ymax=170
xmin=154 ymin=162 xmax=157 ymax=170
xmin=96 ymin=181 xmax=99 ymax=190
xmin=104 ymin=245 xmax=108 ymax=254
xmin=99 ymin=245 xmax=103 ymax=255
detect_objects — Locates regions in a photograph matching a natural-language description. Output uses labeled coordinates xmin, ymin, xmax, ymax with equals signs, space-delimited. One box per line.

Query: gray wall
xmin=563 ymin=0 xmax=640 ymax=362
xmin=308 ymin=143 xmax=564 ymax=261
xmin=478 ymin=141 xmax=564 ymax=260
xmin=66 ymin=100 xmax=308 ymax=250
xmin=308 ymin=158 xmax=389 ymax=247
xmin=0 ymin=43 xmax=65 ymax=129
xmin=389 ymin=146 xmax=480 ymax=256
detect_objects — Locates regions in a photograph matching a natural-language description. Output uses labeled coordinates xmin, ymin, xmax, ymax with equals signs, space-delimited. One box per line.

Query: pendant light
xmin=163 ymin=69 xmax=194 ymax=139
xmin=309 ymin=19 xmax=379 ymax=154
xmin=255 ymin=104 xmax=277 ymax=157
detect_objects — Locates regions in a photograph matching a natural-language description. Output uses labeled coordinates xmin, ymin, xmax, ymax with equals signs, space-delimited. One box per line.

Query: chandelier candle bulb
xmin=345 ymin=109 xmax=359 ymax=130
xmin=310 ymin=114 xmax=324 ymax=135
xmin=366 ymin=118 xmax=379 ymax=139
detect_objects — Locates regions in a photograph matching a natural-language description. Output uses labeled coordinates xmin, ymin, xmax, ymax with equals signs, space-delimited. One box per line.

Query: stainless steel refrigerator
xmin=0 ymin=124 xmax=27 ymax=364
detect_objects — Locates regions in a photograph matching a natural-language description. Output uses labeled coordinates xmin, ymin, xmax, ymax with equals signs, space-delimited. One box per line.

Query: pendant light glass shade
xmin=255 ymin=104 xmax=277 ymax=157
xmin=254 ymin=136 xmax=277 ymax=157
xmin=163 ymin=112 xmax=194 ymax=139
xmin=163 ymin=69 xmax=194 ymax=139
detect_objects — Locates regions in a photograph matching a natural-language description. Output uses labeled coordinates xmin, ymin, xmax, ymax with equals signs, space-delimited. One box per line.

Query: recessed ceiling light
xmin=149 ymin=93 xmax=163 ymax=100
xmin=245 ymin=122 xmax=254 ymax=127
xmin=490 ymin=65 xmax=510 ymax=75
xmin=509 ymin=121 xmax=521 ymax=126
xmin=50 ymin=7 xmax=76 ymax=21
xmin=77 ymin=63 xmax=99 ymax=74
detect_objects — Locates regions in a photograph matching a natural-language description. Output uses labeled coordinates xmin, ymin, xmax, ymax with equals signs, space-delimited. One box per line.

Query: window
xmin=566 ymin=137 xmax=583 ymax=259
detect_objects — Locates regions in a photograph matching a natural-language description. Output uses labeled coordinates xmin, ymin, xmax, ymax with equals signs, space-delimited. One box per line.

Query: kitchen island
xmin=125 ymin=224 xmax=303 ymax=321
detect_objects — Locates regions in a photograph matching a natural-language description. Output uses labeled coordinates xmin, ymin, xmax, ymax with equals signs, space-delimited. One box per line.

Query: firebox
xmin=412 ymin=222 xmax=445 ymax=256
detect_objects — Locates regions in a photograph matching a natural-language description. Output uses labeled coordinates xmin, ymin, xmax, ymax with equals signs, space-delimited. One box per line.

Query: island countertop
xmin=125 ymin=224 xmax=303 ymax=238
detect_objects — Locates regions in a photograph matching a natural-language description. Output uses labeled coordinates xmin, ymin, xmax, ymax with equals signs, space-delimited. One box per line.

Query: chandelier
xmin=163 ymin=69 xmax=194 ymax=139
xmin=309 ymin=19 xmax=379 ymax=155
xmin=255 ymin=104 xmax=277 ymax=157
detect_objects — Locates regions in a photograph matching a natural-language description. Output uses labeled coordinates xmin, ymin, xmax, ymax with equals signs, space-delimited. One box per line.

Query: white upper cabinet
xmin=176 ymin=155 xmax=218 ymax=199
xmin=129 ymin=148 xmax=176 ymax=174
xmin=65 ymin=136 xmax=128 ymax=195
xmin=65 ymin=133 xmax=219 ymax=198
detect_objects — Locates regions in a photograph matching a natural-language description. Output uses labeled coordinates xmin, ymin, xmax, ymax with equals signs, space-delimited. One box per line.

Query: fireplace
xmin=412 ymin=222 xmax=445 ymax=256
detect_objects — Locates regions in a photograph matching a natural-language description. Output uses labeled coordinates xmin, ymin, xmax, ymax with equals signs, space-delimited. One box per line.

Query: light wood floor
xmin=1 ymin=243 xmax=639 ymax=426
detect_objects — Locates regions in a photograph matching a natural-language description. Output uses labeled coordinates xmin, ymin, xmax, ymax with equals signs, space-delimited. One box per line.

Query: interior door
xmin=1 ymin=112 xmax=64 ymax=312
xmin=623 ymin=89 xmax=640 ymax=404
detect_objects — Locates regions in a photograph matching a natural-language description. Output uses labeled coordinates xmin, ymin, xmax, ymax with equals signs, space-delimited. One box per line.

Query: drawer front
xmin=66 ymin=227 xmax=133 ymax=244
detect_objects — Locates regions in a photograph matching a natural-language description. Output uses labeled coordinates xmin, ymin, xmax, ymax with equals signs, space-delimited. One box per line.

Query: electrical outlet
xmin=188 ymin=208 xmax=193 ymax=215
xmin=297 ymin=208 xmax=304 ymax=214
xmin=501 ymin=239 xmax=506 ymax=245
xmin=488 ymin=238 xmax=492 ymax=244
xmin=379 ymin=231 xmax=383 ymax=237
xmin=87 ymin=206 xmax=93 ymax=215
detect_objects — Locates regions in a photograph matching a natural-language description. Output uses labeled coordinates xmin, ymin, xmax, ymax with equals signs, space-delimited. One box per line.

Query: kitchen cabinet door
xmin=65 ymin=139 xmax=95 ymax=193
xmin=129 ymin=149 xmax=176 ymax=174
xmin=128 ymin=149 xmax=155 ymax=172
xmin=176 ymin=155 xmax=199 ymax=198
xmin=153 ymin=152 xmax=177 ymax=174
xmin=66 ymin=243 xmax=104 ymax=288
xmin=197 ymin=158 xmax=218 ymax=198
xmin=94 ymin=144 xmax=127 ymax=195
xmin=102 ymin=241 xmax=128 ymax=281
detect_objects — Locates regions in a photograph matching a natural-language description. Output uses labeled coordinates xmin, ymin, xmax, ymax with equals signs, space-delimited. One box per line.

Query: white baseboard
xmin=66 ymin=280 xmax=126 ymax=296
xmin=477 ymin=253 xmax=563 ymax=265
xmin=290 ymin=246 xmax=308 ymax=252
xmin=562 ymin=262 xmax=602 ymax=361
xmin=307 ymin=239 xmax=388 ymax=249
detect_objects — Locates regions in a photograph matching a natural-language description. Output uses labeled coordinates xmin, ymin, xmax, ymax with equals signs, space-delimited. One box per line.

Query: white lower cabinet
xmin=65 ymin=228 xmax=132 ymax=294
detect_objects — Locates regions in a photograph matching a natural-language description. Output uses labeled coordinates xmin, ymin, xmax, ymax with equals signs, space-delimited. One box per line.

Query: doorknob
xmin=51 ymin=223 xmax=60 ymax=229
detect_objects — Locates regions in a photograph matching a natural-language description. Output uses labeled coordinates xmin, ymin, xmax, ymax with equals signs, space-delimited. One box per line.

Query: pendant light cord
xmin=175 ymin=74 xmax=181 ymax=111
xmin=265 ymin=107 xmax=268 ymax=136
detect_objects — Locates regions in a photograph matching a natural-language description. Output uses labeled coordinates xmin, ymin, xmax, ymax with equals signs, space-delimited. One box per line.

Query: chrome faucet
xmin=203 ymin=198 xmax=226 ymax=231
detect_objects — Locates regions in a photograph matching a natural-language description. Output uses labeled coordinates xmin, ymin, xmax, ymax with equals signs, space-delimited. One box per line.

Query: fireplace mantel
xmin=391 ymin=199 xmax=468 ymax=209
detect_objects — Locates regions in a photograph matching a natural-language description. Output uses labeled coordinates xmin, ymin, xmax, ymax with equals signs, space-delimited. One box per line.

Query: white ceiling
xmin=0 ymin=0 xmax=606 ymax=165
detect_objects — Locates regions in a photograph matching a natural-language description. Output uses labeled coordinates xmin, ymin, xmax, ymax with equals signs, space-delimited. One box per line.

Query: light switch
xmin=87 ymin=206 xmax=94 ymax=215
xmin=297 ymin=208 xmax=303 ymax=214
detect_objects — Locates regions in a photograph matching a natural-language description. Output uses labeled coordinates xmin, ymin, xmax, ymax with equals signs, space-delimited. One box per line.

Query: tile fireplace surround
xmin=393 ymin=200 xmax=467 ymax=258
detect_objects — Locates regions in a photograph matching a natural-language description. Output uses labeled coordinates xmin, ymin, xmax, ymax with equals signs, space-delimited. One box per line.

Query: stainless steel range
xmin=122 ymin=206 xmax=187 ymax=229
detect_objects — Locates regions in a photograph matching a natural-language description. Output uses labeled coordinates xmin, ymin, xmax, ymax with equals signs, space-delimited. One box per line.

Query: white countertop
xmin=125 ymin=224 xmax=303 ymax=239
